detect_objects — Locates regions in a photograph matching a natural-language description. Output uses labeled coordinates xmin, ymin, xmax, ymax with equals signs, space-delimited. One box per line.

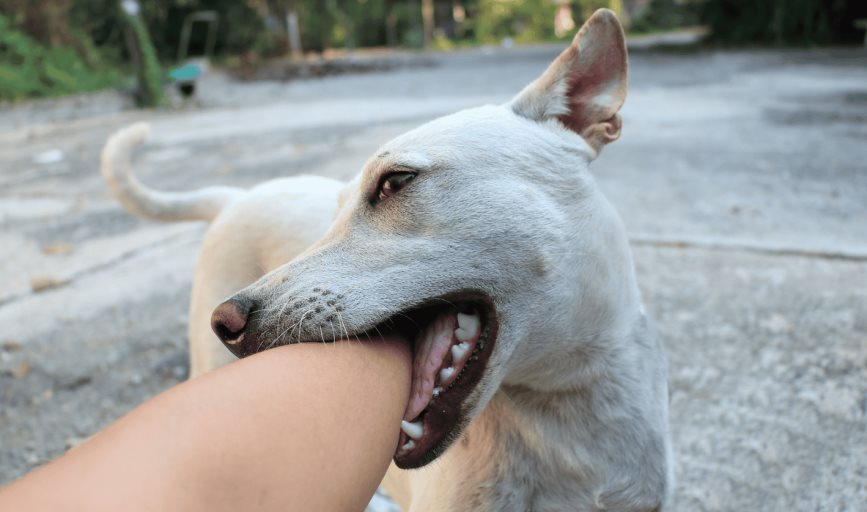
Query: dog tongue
xmin=404 ymin=311 xmax=456 ymax=421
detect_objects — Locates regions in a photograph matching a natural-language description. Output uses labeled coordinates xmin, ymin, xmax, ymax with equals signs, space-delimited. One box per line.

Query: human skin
xmin=0 ymin=337 xmax=411 ymax=511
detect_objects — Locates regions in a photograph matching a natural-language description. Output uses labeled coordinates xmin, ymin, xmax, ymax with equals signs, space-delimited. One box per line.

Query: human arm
xmin=0 ymin=337 xmax=411 ymax=511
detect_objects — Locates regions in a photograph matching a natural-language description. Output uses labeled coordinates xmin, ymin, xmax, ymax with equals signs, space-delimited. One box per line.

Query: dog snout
xmin=211 ymin=297 xmax=253 ymax=352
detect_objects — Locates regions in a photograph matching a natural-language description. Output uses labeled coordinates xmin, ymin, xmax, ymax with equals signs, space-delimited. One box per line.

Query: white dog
xmin=102 ymin=10 xmax=671 ymax=511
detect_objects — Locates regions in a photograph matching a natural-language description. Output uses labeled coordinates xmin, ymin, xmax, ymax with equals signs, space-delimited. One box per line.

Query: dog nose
xmin=211 ymin=297 xmax=252 ymax=347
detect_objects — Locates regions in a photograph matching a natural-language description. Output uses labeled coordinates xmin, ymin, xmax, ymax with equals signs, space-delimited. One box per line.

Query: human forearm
xmin=0 ymin=338 xmax=411 ymax=511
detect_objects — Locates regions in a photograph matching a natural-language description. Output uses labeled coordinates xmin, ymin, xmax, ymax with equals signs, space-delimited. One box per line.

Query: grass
xmin=0 ymin=14 xmax=124 ymax=102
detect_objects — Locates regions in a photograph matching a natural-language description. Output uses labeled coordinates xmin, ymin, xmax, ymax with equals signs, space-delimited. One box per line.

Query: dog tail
xmin=101 ymin=122 xmax=243 ymax=222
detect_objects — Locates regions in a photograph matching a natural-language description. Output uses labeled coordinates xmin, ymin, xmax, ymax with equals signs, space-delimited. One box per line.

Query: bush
xmin=629 ymin=0 xmax=701 ymax=34
xmin=700 ymin=0 xmax=867 ymax=45
xmin=471 ymin=0 xmax=560 ymax=43
xmin=0 ymin=14 xmax=120 ymax=101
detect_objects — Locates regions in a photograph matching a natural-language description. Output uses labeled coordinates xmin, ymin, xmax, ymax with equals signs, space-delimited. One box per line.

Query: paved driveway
xmin=1 ymin=45 xmax=865 ymax=510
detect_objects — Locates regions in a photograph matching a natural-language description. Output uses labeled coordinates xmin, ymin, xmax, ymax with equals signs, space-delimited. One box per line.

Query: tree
xmin=120 ymin=0 xmax=164 ymax=107
xmin=700 ymin=0 xmax=867 ymax=45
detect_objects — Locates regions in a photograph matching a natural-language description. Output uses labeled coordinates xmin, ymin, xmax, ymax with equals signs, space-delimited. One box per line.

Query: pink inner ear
xmin=557 ymin=45 xmax=624 ymax=135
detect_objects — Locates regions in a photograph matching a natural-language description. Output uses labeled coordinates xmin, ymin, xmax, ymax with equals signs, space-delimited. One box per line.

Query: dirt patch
xmin=227 ymin=53 xmax=437 ymax=82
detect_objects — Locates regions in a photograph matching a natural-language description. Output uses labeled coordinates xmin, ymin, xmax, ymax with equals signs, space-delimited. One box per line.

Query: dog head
xmin=212 ymin=10 xmax=638 ymax=468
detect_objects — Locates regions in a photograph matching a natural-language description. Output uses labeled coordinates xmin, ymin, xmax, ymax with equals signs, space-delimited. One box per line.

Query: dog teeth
xmin=432 ymin=386 xmax=442 ymax=397
xmin=439 ymin=367 xmax=455 ymax=382
xmin=456 ymin=312 xmax=480 ymax=341
xmin=401 ymin=420 xmax=424 ymax=440
xmin=401 ymin=440 xmax=415 ymax=451
xmin=451 ymin=342 xmax=470 ymax=361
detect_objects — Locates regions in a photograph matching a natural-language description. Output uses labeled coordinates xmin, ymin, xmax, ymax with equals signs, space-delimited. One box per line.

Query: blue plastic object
xmin=169 ymin=63 xmax=201 ymax=82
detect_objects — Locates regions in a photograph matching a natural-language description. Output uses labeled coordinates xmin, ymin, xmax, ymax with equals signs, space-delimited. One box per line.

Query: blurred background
xmin=1 ymin=0 xmax=867 ymax=104
xmin=1 ymin=1 xmax=865 ymax=511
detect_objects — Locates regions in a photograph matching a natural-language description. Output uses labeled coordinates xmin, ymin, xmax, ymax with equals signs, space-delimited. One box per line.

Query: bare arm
xmin=0 ymin=338 xmax=411 ymax=511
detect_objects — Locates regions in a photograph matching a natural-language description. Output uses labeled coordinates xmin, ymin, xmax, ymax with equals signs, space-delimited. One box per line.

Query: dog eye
xmin=375 ymin=171 xmax=416 ymax=204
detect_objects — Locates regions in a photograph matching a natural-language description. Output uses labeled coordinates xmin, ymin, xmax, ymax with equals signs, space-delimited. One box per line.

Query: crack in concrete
xmin=0 ymin=230 xmax=200 ymax=308
xmin=630 ymin=236 xmax=867 ymax=262
xmin=2 ymin=231 xmax=861 ymax=312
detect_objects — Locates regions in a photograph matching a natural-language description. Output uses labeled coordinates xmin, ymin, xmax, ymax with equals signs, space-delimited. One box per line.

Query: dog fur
xmin=101 ymin=10 xmax=671 ymax=511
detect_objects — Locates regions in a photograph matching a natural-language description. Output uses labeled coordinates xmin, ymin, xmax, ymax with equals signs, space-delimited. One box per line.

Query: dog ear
xmin=510 ymin=9 xmax=627 ymax=153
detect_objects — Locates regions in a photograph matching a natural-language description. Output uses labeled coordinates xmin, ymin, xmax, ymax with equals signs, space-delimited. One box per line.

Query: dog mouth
xmin=223 ymin=290 xmax=498 ymax=468
xmin=371 ymin=292 xmax=498 ymax=469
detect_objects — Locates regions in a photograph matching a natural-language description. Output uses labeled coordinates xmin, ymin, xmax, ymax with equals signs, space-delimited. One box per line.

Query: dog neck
xmin=456 ymin=314 xmax=669 ymax=510
xmin=501 ymin=182 xmax=645 ymax=393
xmin=461 ymin=198 xmax=666 ymax=506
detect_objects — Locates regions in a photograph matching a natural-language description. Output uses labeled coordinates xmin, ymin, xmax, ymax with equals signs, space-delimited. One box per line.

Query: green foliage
xmin=68 ymin=0 xmax=266 ymax=62
xmin=432 ymin=32 xmax=455 ymax=50
xmin=629 ymin=0 xmax=700 ymax=34
xmin=8 ymin=0 xmax=863 ymax=103
xmin=153 ymin=1 xmax=266 ymax=59
xmin=700 ymin=0 xmax=867 ymax=45
xmin=0 ymin=13 xmax=120 ymax=101
xmin=121 ymin=8 xmax=165 ymax=107
xmin=471 ymin=0 xmax=560 ymax=43
xmin=254 ymin=0 xmax=398 ymax=53
xmin=326 ymin=0 xmax=385 ymax=49
xmin=575 ymin=0 xmax=615 ymax=24
xmin=464 ymin=0 xmax=630 ymax=43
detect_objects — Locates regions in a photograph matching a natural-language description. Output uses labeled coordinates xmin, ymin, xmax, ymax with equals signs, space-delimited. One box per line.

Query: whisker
xmin=426 ymin=297 xmax=459 ymax=309
xmin=267 ymin=320 xmax=296 ymax=350
xmin=294 ymin=308 xmax=315 ymax=344
xmin=335 ymin=310 xmax=352 ymax=342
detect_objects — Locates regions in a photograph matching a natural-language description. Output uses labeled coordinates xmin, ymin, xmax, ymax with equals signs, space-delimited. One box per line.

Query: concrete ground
xmin=1 ymin=44 xmax=865 ymax=511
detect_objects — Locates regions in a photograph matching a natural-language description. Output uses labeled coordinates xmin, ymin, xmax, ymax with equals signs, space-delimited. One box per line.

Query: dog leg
xmin=381 ymin=464 xmax=413 ymax=511
xmin=188 ymin=231 xmax=264 ymax=378
xmin=188 ymin=176 xmax=345 ymax=377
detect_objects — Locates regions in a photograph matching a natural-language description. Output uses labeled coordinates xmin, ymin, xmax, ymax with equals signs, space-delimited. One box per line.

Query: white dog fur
xmin=102 ymin=10 xmax=671 ymax=511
